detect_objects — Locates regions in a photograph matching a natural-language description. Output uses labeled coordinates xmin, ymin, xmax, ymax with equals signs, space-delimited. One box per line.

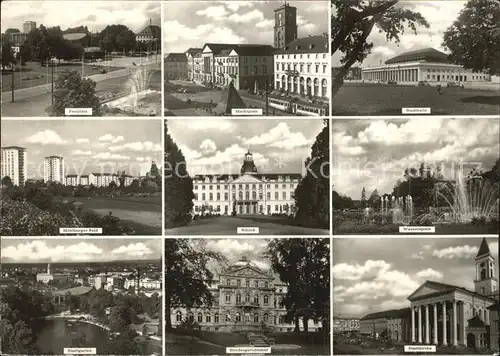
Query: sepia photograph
xmin=1 ymin=1 xmax=161 ymax=117
xmin=0 ymin=238 xmax=162 ymax=355
xmin=163 ymin=0 xmax=330 ymax=117
xmin=333 ymin=237 xmax=500 ymax=355
xmin=1 ymin=119 xmax=162 ymax=236
xmin=164 ymin=118 xmax=329 ymax=235
xmin=166 ymin=237 xmax=330 ymax=355
xmin=332 ymin=117 xmax=500 ymax=235
xmin=331 ymin=0 xmax=499 ymax=115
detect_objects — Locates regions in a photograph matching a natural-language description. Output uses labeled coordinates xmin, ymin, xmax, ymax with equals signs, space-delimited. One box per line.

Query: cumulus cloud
xmin=72 ymin=149 xmax=92 ymax=156
xmin=108 ymin=141 xmax=162 ymax=153
xmin=416 ymin=268 xmax=443 ymax=280
xmin=75 ymin=138 xmax=90 ymax=144
xmin=98 ymin=134 xmax=125 ymax=144
xmin=1 ymin=241 xmax=103 ymax=262
xmin=24 ymin=130 xmax=67 ymax=145
xmin=200 ymin=139 xmax=217 ymax=154
xmin=111 ymin=243 xmax=153 ymax=257
xmin=92 ymin=152 xmax=130 ymax=161
xmin=432 ymin=245 xmax=478 ymax=259
xmin=242 ymin=123 xmax=310 ymax=150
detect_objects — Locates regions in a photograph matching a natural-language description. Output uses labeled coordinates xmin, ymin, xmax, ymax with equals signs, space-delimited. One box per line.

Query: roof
xmin=274 ymin=35 xmax=328 ymax=55
xmin=2 ymin=146 xmax=26 ymax=150
xmin=274 ymin=3 xmax=297 ymax=12
xmin=360 ymin=308 xmax=411 ymax=321
xmin=165 ymin=53 xmax=187 ymax=62
xmin=202 ymin=43 xmax=239 ymax=55
xmin=52 ymin=286 xmax=93 ymax=296
xmin=63 ymin=33 xmax=87 ymax=41
xmin=476 ymin=238 xmax=491 ymax=258
xmin=45 ymin=155 xmax=63 ymax=159
xmin=185 ymin=47 xmax=202 ymax=57
xmin=84 ymin=47 xmax=103 ymax=53
xmin=137 ymin=25 xmax=161 ymax=39
xmin=193 ymin=173 xmax=301 ymax=181
xmin=408 ymin=280 xmax=497 ymax=302
xmin=385 ymin=48 xmax=448 ymax=65
xmin=215 ymin=49 xmax=234 ymax=57
xmin=233 ymin=44 xmax=275 ymax=57
xmin=467 ymin=315 xmax=486 ymax=328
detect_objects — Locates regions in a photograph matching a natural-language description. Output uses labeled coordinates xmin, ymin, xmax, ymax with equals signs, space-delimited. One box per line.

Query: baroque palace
xmin=169 ymin=256 xmax=322 ymax=332
xmin=191 ymin=150 xmax=301 ymax=216
xmin=360 ymin=238 xmax=499 ymax=351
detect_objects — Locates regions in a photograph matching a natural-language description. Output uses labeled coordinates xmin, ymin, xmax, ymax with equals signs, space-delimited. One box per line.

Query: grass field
xmin=334 ymin=222 xmax=499 ymax=234
xmin=73 ymin=196 xmax=161 ymax=235
xmin=332 ymin=83 xmax=499 ymax=115
xmin=1 ymin=61 xmax=124 ymax=92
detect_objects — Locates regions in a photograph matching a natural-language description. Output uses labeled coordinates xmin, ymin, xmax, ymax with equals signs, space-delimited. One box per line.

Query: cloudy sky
xmin=1 ymin=119 xmax=162 ymax=179
xmin=332 ymin=1 xmax=468 ymax=67
xmin=164 ymin=0 xmax=329 ymax=53
xmin=1 ymin=1 xmax=160 ymax=34
xmin=166 ymin=118 xmax=325 ymax=175
xmin=332 ymin=118 xmax=500 ymax=199
xmin=333 ymin=237 xmax=499 ymax=318
xmin=1 ymin=238 xmax=162 ymax=263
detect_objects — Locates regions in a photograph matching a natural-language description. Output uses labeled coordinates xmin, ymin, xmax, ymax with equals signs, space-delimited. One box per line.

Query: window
xmin=202 ymin=193 xmax=206 ymax=200
xmin=217 ymin=185 xmax=220 ymax=190
xmin=245 ymin=294 xmax=250 ymax=302
xmin=206 ymin=313 xmax=211 ymax=323
xmin=227 ymin=279 xmax=231 ymax=286
xmin=264 ymin=295 xmax=269 ymax=305
xmin=224 ymin=193 xmax=228 ymax=200
xmin=253 ymin=295 xmax=259 ymax=304
xmin=176 ymin=311 xmax=182 ymax=322
xmin=194 ymin=194 xmax=198 ymax=200
xmin=254 ymin=313 xmax=259 ymax=322
xmin=209 ymin=185 xmax=213 ymax=190
xmin=236 ymin=313 xmax=241 ymax=322
xmin=216 ymin=193 xmax=220 ymax=201
xmin=225 ymin=293 xmax=231 ymax=303
xmin=275 ymin=192 xmax=279 ymax=200
xmin=236 ymin=293 xmax=241 ymax=303
xmin=282 ymin=192 xmax=286 ymax=200
xmin=226 ymin=314 xmax=230 ymax=322
xmin=215 ymin=313 xmax=219 ymax=323
xmin=189 ymin=313 xmax=194 ymax=322
xmin=209 ymin=193 xmax=213 ymax=201
xmin=237 ymin=279 xmax=241 ymax=287
xmin=265 ymin=281 xmax=269 ymax=288
xmin=267 ymin=192 xmax=271 ymax=200
xmin=264 ymin=313 xmax=269 ymax=323
xmin=246 ymin=280 xmax=250 ymax=287
xmin=254 ymin=280 xmax=258 ymax=287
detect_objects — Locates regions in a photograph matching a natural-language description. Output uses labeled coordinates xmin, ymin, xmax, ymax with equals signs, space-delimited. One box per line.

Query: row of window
xmin=175 ymin=311 xmax=286 ymax=324
xmin=194 ymin=183 xmax=296 ymax=190
xmin=194 ymin=191 xmax=293 ymax=201
xmin=277 ymin=53 xmax=327 ymax=60
xmin=226 ymin=279 xmax=270 ymax=288
xmin=193 ymin=204 xmax=293 ymax=213
xmin=277 ymin=63 xmax=327 ymax=74
xmin=215 ymin=65 xmax=269 ymax=76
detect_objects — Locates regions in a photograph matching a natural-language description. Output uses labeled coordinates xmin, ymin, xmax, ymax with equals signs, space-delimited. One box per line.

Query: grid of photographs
xmin=0 ymin=0 xmax=498 ymax=356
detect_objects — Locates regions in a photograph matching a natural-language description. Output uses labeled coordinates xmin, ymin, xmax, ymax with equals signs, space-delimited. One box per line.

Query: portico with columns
xmin=408 ymin=281 xmax=495 ymax=349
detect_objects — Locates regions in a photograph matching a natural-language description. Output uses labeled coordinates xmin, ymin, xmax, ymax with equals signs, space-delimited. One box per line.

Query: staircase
xmin=247 ymin=332 xmax=273 ymax=347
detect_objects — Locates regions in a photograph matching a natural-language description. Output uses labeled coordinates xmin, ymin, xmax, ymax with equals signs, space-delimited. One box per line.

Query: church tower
xmin=240 ymin=150 xmax=258 ymax=175
xmin=274 ymin=2 xmax=298 ymax=49
xmin=474 ymin=238 xmax=497 ymax=297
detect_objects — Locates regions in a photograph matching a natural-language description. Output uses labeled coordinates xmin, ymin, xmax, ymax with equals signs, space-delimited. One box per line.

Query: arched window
xmin=197 ymin=312 xmax=203 ymax=323
xmin=264 ymin=313 xmax=269 ymax=323
xmin=480 ymin=333 xmax=487 ymax=346
xmin=245 ymin=294 xmax=250 ymax=302
xmin=216 ymin=193 xmax=220 ymax=201
xmin=215 ymin=313 xmax=219 ymax=323
xmin=253 ymin=294 xmax=259 ymax=304
xmin=209 ymin=193 xmax=213 ymax=201
xmin=176 ymin=311 xmax=182 ymax=322
xmin=321 ymin=79 xmax=327 ymax=98
xmin=265 ymin=281 xmax=269 ymax=288
xmin=236 ymin=293 xmax=242 ymax=303
xmin=245 ymin=313 xmax=250 ymax=322
xmin=188 ymin=313 xmax=194 ymax=322
xmin=254 ymin=313 xmax=259 ymax=322
xmin=264 ymin=295 xmax=269 ymax=305
xmin=206 ymin=313 xmax=211 ymax=323
xmin=239 ymin=191 xmax=243 ymax=200
xmin=267 ymin=192 xmax=271 ymax=200
xmin=274 ymin=192 xmax=278 ymax=200
xmin=252 ymin=191 xmax=256 ymax=200
xmin=313 ymin=78 xmax=319 ymax=96
xmin=236 ymin=313 xmax=241 ymax=322
xmin=245 ymin=191 xmax=249 ymax=200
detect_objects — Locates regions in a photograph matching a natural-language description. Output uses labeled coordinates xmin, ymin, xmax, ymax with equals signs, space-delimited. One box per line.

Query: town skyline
xmin=333 ymin=237 xmax=499 ymax=319
xmin=1 ymin=239 xmax=163 ymax=263
xmin=1 ymin=0 xmax=161 ymax=34
xmin=331 ymin=0 xmax=468 ymax=68
xmin=164 ymin=0 xmax=328 ymax=53
xmin=1 ymin=120 xmax=162 ymax=179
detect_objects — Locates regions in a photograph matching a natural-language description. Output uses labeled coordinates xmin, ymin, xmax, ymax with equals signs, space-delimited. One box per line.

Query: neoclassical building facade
xmin=169 ymin=257 xmax=322 ymax=332
xmin=407 ymin=238 xmax=498 ymax=349
xmin=192 ymin=151 xmax=301 ymax=216
xmin=361 ymin=48 xmax=491 ymax=85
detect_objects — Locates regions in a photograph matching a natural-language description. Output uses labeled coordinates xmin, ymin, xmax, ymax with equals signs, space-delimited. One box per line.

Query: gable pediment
xmin=231 ymin=174 xmax=263 ymax=184
xmin=228 ymin=49 xmax=238 ymax=57
xmin=224 ymin=266 xmax=270 ymax=279
xmin=408 ymin=281 xmax=452 ymax=301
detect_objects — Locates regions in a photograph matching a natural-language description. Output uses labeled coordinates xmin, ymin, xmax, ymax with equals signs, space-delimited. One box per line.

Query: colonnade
xmin=363 ymin=68 xmax=419 ymax=82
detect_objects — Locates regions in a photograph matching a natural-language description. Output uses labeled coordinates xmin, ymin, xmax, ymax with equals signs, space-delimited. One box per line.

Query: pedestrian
xmin=437 ymin=84 xmax=442 ymax=95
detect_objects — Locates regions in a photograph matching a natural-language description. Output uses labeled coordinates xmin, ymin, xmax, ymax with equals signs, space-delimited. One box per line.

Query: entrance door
xmin=253 ymin=204 xmax=257 ymax=214
xmin=467 ymin=333 xmax=475 ymax=348
xmin=437 ymin=75 xmax=440 ymax=81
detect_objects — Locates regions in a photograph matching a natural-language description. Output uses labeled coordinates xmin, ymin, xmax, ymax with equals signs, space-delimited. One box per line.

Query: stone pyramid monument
xmin=224 ymin=80 xmax=246 ymax=114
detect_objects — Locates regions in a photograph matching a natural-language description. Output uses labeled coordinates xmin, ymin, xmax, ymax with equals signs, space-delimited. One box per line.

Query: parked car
xmin=418 ymin=81 xmax=430 ymax=87
xmin=447 ymin=81 xmax=464 ymax=88
xmin=387 ymin=80 xmax=397 ymax=85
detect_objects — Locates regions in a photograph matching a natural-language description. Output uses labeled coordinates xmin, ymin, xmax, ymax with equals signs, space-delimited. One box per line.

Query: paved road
xmin=1 ymin=64 xmax=159 ymax=117
xmin=165 ymin=216 xmax=329 ymax=236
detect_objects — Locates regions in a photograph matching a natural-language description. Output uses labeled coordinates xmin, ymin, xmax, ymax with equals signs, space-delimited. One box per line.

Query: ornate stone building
xmin=169 ymin=256 xmax=322 ymax=332
xmin=192 ymin=150 xmax=301 ymax=216
xmin=407 ymin=238 xmax=498 ymax=349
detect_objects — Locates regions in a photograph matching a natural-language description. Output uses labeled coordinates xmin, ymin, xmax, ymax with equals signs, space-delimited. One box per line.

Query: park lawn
xmin=332 ymin=83 xmax=499 ymax=115
xmin=1 ymin=61 xmax=124 ymax=93
xmin=335 ymin=222 xmax=499 ymax=235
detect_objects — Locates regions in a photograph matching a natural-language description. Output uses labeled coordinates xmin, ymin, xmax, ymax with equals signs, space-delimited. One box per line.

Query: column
xmin=425 ymin=304 xmax=430 ymax=344
xmin=411 ymin=307 xmax=416 ymax=342
xmin=461 ymin=303 xmax=466 ymax=345
xmin=433 ymin=303 xmax=438 ymax=344
xmin=442 ymin=301 xmax=448 ymax=346
xmin=452 ymin=300 xmax=458 ymax=346
xmin=418 ymin=305 xmax=422 ymax=343
xmin=485 ymin=308 xmax=490 ymax=325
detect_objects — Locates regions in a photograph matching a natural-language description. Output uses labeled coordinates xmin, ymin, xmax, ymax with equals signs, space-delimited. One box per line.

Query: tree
xmin=442 ymin=0 xmax=500 ymax=75
xmin=108 ymin=305 xmax=131 ymax=332
xmin=52 ymin=70 xmax=102 ymax=116
xmin=165 ymin=239 xmax=226 ymax=330
xmin=1 ymin=41 xmax=16 ymax=69
xmin=293 ymin=119 xmax=329 ymax=229
xmin=165 ymin=120 xmax=195 ymax=228
xmin=2 ymin=176 xmax=13 ymax=187
xmin=267 ymin=239 xmax=330 ymax=332
xmin=331 ymin=0 xmax=429 ymax=97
